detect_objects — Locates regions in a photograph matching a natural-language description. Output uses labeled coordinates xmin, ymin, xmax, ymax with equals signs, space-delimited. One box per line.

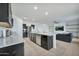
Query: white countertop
xmin=0 ymin=33 xmax=24 ymax=48
xmin=31 ymin=32 xmax=54 ymax=36
xmin=55 ymin=32 xmax=71 ymax=34
xmin=31 ymin=31 xmax=70 ymax=36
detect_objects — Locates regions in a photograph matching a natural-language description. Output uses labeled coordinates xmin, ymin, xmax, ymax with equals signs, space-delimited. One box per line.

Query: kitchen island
xmin=30 ymin=32 xmax=54 ymax=50
xmin=0 ymin=33 xmax=24 ymax=56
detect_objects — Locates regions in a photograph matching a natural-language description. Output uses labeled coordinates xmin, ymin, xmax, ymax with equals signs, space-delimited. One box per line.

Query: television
xmin=55 ymin=26 xmax=64 ymax=31
xmin=54 ymin=23 xmax=66 ymax=33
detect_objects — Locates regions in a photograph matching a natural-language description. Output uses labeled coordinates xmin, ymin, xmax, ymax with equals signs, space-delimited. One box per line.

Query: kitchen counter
xmin=0 ymin=33 xmax=24 ymax=49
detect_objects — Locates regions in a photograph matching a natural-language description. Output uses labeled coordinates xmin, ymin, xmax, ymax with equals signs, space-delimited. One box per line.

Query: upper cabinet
xmin=0 ymin=3 xmax=13 ymax=28
xmin=0 ymin=3 xmax=9 ymax=22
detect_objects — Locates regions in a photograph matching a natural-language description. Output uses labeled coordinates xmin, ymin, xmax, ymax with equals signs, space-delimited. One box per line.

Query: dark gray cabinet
xmin=0 ymin=4 xmax=2 ymax=19
xmin=23 ymin=24 xmax=28 ymax=37
xmin=0 ymin=3 xmax=13 ymax=27
xmin=56 ymin=33 xmax=72 ymax=42
xmin=30 ymin=33 xmax=53 ymax=50
xmin=0 ymin=43 xmax=24 ymax=56
xmin=0 ymin=3 xmax=9 ymax=22
xmin=41 ymin=35 xmax=53 ymax=50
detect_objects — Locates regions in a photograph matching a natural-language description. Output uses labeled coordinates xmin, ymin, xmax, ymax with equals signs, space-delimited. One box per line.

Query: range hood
xmin=0 ymin=3 xmax=13 ymax=28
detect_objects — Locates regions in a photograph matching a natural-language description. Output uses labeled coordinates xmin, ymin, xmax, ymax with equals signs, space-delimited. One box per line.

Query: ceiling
xmin=11 ymin=3 xmax=79 ymax=24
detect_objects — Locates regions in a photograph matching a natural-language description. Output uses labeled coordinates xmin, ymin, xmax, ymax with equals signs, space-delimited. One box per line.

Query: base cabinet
xmin=41 ymin=35 xmax=53 ymax=50
xmin=36 ymin=34 xmax=41 ymax=46
xmin=56 ymin=33 xmax=72 ymax=42
xmin=30 ymin=34 xmax=36 ymax=43
xmin=0 ymin=43 xmax=24 ymax=56
xmin=30 ymin=33 xmax=53 ymax=50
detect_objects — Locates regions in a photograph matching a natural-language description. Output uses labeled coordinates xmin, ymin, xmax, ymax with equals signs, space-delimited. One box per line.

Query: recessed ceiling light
xmin=45 ymin=11 xmax=48 ymax=16
xmin=34 ymin=6 xmax=38 ymax=10
xmin=23 ymin=17 xmax=27 ymax=19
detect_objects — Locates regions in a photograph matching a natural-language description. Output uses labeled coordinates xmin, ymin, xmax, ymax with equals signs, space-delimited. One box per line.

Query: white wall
xmin=24 ymin=21 xmax=54 ymax=33
xmin=11 ymin=15 xmax=23 ymax=38
xmin=66 ymin=19 xmax=79 ymax=38
xmin=34 ymin=23 xmax=49 ymax=33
